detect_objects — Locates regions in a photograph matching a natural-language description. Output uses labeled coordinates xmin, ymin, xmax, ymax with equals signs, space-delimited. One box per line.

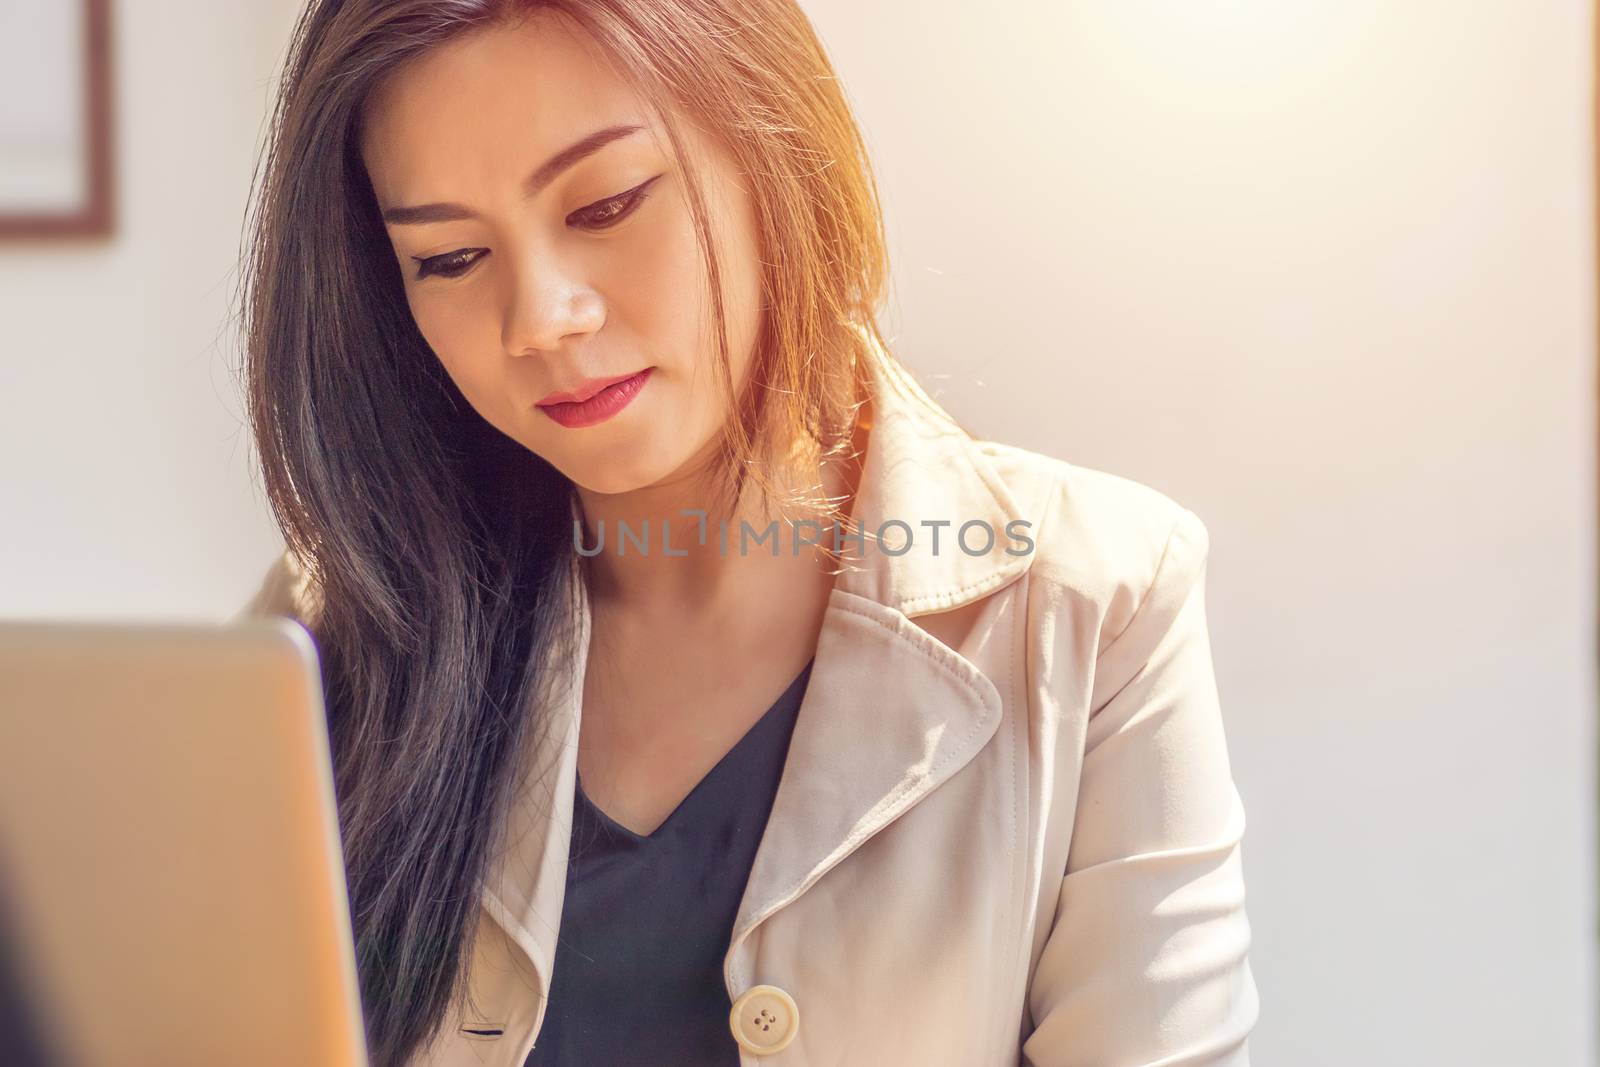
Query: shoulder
xmin=975 ymin=439 xmax=1210 ymax=610
xmin=233 ymin=548 xmax=324 ymax=628
xmin=972 ymin=439 xmax=1212 ymax=692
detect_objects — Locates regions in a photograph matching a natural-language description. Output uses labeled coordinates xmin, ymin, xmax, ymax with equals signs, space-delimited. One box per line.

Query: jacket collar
xmin=481 ymin=342 xmax=1038 ymax=1012
xmin=829 ymin=350 xmax=1033 ymax=616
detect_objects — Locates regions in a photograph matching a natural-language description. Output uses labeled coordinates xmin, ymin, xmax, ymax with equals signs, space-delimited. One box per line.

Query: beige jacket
xmin=240 ymin=357 xmax=1259 ymax=1066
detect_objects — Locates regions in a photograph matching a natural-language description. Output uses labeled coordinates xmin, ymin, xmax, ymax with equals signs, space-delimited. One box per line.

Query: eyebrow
xmin=380 ymin=123 xmax=646 ymax=226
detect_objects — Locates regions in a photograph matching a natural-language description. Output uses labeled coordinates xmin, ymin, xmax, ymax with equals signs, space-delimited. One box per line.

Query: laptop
xmin=0 ymin=618 xmax=369 ymax=1067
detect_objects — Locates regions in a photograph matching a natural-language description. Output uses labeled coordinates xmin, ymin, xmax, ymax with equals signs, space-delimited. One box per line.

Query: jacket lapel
xmin=724 ymin=353 xmax=1033 ymax=989
xmin=722 ymin=588 xmax=1005 ymax=989
xmin=479 ymin=549 xmax=592 ymax=1040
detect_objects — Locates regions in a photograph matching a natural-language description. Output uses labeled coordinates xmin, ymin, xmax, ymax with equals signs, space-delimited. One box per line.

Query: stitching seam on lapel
xmin=1000 ymin=573 xmax=1026 ymax=1055
xmin=900 ymin=560 xmax=1032 ymax=617
xmin=758 ymin=594 xmax=1002 ymax=915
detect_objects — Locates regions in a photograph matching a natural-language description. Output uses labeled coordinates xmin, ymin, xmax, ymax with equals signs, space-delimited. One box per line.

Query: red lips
xmin=535 ymin=368 xmax=654 ymax=429
xmin=537 ymin=369 xmax=650 ymax=406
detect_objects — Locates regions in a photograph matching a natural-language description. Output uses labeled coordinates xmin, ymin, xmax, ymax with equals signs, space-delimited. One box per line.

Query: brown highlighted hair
xmin=238 ymin=1 xmax=923 ymax=1063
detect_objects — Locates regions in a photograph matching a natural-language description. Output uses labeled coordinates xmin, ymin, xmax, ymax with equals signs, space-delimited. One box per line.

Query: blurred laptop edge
xmin=0 ymin=619 xmax=369 ymax=1067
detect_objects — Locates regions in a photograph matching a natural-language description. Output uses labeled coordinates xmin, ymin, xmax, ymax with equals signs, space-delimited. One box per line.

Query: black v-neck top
xmin=524 ymin=658 xmax=814 ymax=1067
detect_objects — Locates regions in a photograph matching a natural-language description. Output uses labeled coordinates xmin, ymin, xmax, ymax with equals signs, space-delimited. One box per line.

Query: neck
xmin=572 ymin=422 xmax=864 ymax=621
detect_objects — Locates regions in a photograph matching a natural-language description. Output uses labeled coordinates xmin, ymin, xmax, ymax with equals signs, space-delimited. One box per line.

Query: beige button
xmin=729 ymin=983 xmax=799 ymax=1055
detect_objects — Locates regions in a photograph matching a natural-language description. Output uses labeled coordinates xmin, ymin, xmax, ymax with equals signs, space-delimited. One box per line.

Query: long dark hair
xmin=237 ymin=1 xmax=894 ymax=1063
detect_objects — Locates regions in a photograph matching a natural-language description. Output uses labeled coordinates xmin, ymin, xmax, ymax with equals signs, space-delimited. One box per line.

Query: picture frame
xmin=0 ymin=0 xmax=114 ymax=239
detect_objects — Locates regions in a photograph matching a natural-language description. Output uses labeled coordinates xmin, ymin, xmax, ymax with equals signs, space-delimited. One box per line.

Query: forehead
xmin=360 ymin=12 xmax=658 ymax=194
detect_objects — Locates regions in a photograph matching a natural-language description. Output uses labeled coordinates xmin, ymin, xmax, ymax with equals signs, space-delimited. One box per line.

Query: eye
xmin=568 ymin=175 xmax=663 ymax=231
xmin=413 ymin=248 xmax=485 ymax=281
xmin=407 ymin=175 xmax=663 ymax=282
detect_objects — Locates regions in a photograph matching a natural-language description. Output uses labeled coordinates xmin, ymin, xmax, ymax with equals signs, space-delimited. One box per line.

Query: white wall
xmin=1 ymin=2 xmax=1593 ymax=1063
xmin=798 ymin=1 xmax=1596 ymax=1063
xmin=0 ymin=1 xmax=302 ymax=620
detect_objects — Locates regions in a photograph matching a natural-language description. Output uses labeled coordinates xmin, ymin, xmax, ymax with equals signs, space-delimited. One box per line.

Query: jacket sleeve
xmin=1022 ymin=507 xmax=1259 ymax=1066
xmin=231 ymin=548 xmax=321 ymax=627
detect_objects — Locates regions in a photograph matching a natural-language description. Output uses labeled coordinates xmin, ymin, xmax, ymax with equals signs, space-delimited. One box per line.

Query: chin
xmin=541 ymin=412 xmax=712 ymax=498
xmin=573 ymin=470 xmax=652 ymax=497
xmin=563 ymin=450 xmax=676 ymax=497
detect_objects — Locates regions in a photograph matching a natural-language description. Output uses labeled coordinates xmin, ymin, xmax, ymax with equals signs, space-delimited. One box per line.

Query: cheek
xmin=408 ymin=291 xmax=510 ymax=417
xmin=605 ymin=194 xmax=718 ymax=354
xmin=683 ymin=158 xmax=766 ymax=385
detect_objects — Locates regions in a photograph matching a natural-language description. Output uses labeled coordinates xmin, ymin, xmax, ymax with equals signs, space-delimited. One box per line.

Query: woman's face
xmin=360 ymin=12 xmax=764 ymax=497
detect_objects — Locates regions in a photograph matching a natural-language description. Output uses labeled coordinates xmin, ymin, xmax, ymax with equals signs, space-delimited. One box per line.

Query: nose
xmin=501 ymin=255 xmax=606 ymax=356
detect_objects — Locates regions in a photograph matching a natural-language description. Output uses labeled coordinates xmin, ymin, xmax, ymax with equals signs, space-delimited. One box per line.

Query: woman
xmin=237 ymin=2 xmax=1260 ymax=1065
